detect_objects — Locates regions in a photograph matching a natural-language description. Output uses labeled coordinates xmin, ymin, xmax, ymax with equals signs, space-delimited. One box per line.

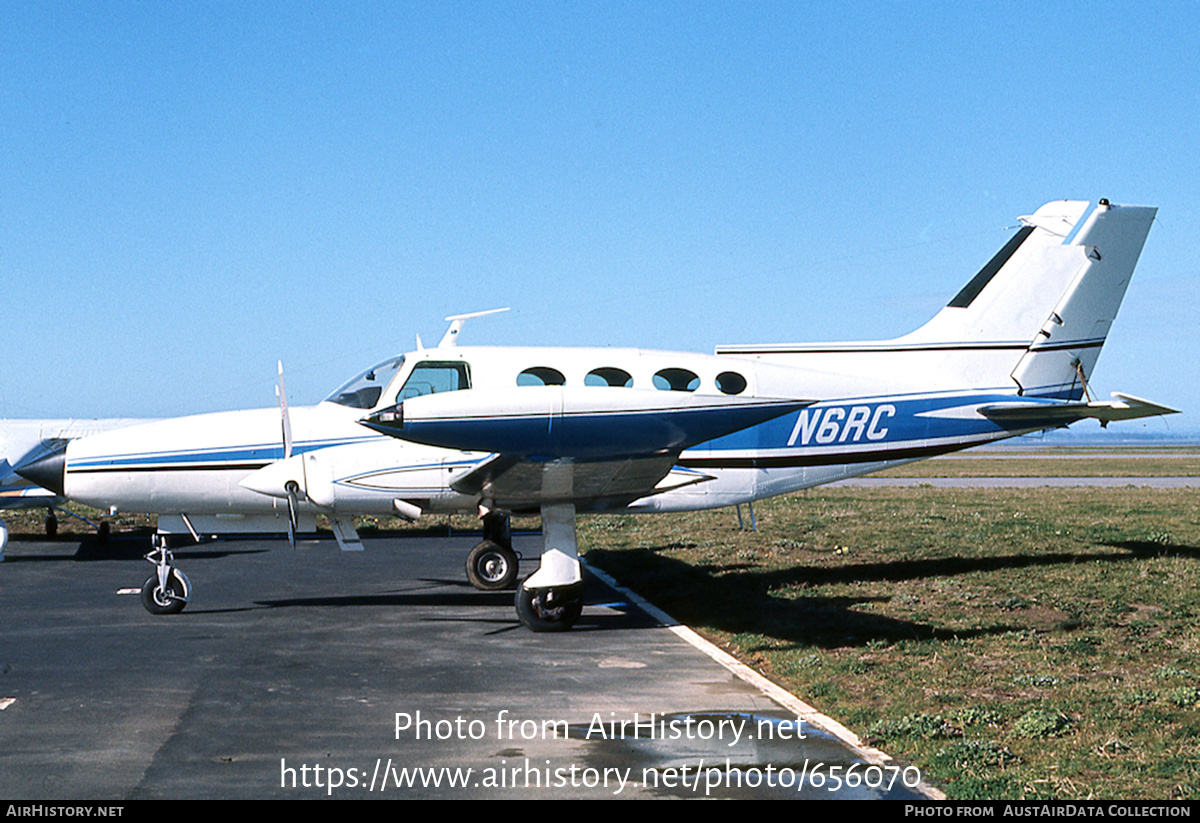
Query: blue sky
xmin=2 ymin=2 xmax=1196 ymax=435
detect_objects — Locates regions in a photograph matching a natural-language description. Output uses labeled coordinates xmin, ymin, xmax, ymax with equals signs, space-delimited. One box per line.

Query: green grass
xmin=579 ymin=484 xmax=1200 ymax=800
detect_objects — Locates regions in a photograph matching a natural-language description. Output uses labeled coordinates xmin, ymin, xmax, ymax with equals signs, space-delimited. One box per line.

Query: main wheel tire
xmin=45 ymin=514 xmax=58 ymax=538
xmin=515 ymin=584 xmax=584 ymax=632
xmin=465 ymin=540 xmax=519 ymax=590
xmin=140 ymin=570 xmax=190 ymax=615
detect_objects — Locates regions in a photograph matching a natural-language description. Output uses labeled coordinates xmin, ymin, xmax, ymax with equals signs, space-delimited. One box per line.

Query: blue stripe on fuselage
xmin=693 ymin=392 xmax=1054 ymax=455
xmin=67 ymin=436 xmax=378 ymax=471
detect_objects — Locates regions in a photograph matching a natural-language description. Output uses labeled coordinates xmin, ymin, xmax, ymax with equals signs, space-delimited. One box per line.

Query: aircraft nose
xmin=14 ymin=443 xmax=67 ymax=496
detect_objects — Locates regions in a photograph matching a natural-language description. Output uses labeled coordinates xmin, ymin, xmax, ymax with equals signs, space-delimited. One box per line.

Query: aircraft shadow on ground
xmin=73 ymin=537 xmax=266 ymax=562
xmin=1 ymin=535 xmax=265 ymax=563
xmin=251 ymin=574 xmax=657 ymax=632
xmin=1105 ymin=539 xmax=1200 ymax=560
xmin=587 ymin=539 xmax=1197 ymax=650
xmin=255 ymin=590 xmax=517 ymax=609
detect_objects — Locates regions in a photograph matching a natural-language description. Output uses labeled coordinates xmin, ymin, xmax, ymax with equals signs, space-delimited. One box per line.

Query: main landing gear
xmin=514 ymin=503 xmax=584 ymax=632
xmin=465 ymin=512 xmax=519 ymax=591
xmin=516 ymin=581 xmax=584 ymax=632
xmin=140 ymin=534 xmax=191 ymax=615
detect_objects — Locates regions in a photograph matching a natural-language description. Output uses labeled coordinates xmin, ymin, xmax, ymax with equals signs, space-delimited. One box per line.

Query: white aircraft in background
xmin=0 ymin=418 xmax=150 ymax=554
xmin=16 ymin=199 xmax=1177 ymax=631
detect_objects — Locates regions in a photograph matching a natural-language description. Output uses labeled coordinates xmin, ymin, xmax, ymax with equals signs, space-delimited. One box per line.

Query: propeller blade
xmin=277 ymin=360 xmax=293 ymax=460
xmin=278 ymin=361 xmax=297 ymax=547
xmin=285 ymin=481 xmax=300 ymax=548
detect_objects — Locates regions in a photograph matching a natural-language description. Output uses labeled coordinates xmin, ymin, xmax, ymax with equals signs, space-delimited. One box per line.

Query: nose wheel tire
xmin=140 ymin=569 xmax=190 ymax=615
xmin=465 ymin=540 xmax=519 ymax=590
xmin=515 ymin=583 xmax=583 ymax=632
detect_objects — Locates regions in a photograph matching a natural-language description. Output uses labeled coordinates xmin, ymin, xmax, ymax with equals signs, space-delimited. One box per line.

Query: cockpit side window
xmin=399 ymin=361 xmax=471 ymax=400
xmin=326 ymin=356 xmax=406 ymax=409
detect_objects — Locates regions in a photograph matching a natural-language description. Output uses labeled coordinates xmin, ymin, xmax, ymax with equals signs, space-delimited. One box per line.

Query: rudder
xmin=1008 ymin=201 xmax=1157 ymax=398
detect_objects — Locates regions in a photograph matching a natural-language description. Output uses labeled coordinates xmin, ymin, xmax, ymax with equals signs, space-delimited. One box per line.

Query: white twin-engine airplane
xmin=15 ymin=199 xmax=1177 ymax=631
xmin=0 ymin=418 xmax=152 ymax=554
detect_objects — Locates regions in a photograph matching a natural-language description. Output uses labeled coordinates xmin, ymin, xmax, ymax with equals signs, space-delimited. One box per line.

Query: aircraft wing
xmin=447 ymin=453 xmax=714 ymax=511
xmin=362 ymin=387 xmax=810 ymax=510
xmin=977 ymin=392 xmax=1179 ymax=427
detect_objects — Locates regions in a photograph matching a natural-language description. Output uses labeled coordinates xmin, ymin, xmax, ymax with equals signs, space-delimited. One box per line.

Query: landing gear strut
xmin=140 ymin=534 xmax=191 ymax=615
xmin=465 ymin=512 xmax=519 ymax=590
xmin=515 ymin=503 xmax=584 ymax=632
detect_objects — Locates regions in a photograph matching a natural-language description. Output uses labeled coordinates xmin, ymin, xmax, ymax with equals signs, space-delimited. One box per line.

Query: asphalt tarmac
xmin=0 ymin=531 xmax=933 ymax=800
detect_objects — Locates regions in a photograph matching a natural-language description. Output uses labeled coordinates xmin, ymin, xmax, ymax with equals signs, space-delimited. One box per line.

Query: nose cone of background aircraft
xmin=14 ymin=444 xmax=67 ymax=496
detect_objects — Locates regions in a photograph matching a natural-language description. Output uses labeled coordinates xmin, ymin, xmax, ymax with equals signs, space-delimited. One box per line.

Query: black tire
xmin=465 ymin=540 xmax=519 ymax=591
xmin=515 ymin=583 xmax=584 ymax=632
xmin=140 ymin=570 xmax=189 ymax=615
xmin=97 ymin=522 xmax=110 ymax=544
xmin=45 ymin=514 xmax=58 ymax=538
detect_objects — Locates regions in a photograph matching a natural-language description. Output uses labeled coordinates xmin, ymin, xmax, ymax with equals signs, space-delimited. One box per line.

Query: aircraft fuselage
xmin=58 ymin=344 xmax=1034 ymax=527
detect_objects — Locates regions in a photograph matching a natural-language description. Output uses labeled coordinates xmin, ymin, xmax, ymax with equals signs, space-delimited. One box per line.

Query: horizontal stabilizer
xmin=977 ymin=392 xmax=1178 ymax=427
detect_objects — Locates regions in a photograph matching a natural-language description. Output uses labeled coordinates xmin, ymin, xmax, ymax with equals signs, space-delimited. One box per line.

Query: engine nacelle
xmin=239 ymin=440 xmax=469 ymax=516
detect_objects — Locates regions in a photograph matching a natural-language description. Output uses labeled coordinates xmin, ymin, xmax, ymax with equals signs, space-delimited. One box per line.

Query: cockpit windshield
xmin=324 ymin=356 xmax=406 ymax=409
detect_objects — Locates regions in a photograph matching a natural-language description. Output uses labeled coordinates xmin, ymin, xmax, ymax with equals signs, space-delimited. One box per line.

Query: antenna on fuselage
xmin=438 ymin=307 xmax=509 ymax=348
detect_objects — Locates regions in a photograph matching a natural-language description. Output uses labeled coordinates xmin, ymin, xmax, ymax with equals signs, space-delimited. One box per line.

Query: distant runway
xmin=935 ymin=451 xmax=1200 ymax=460
xmin=833 ymin=477 xmax=1200 ymax=488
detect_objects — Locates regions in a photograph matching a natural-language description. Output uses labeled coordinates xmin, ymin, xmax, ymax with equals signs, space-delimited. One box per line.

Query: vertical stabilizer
xmin=714 ymin=199 xmax=1157 ymax=399
xmin=898 ymin=200 xmax=1092 ymax=347
xmin=895 ymin=199 xmax=1155 ymax=395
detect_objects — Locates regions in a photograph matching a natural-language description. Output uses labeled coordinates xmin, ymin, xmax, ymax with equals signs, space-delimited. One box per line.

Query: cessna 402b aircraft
xmin=15 ymin=198 xmax=1177 ymax=631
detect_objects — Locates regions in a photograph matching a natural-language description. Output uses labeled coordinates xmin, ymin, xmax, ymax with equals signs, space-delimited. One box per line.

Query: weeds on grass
xmin=1011 ymin=708 xmax=1073 ymax=739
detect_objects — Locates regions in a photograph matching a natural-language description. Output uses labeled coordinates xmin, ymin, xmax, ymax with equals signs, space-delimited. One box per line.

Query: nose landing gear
xmin=140 ymin=535 xmax=191 ymax=615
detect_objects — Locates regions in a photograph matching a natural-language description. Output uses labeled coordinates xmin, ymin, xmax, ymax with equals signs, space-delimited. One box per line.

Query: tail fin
xmin=899 ymin=199 xmax=1156 ymax=397
xmin=716 ymin=199 xmax=1157 ymax=399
